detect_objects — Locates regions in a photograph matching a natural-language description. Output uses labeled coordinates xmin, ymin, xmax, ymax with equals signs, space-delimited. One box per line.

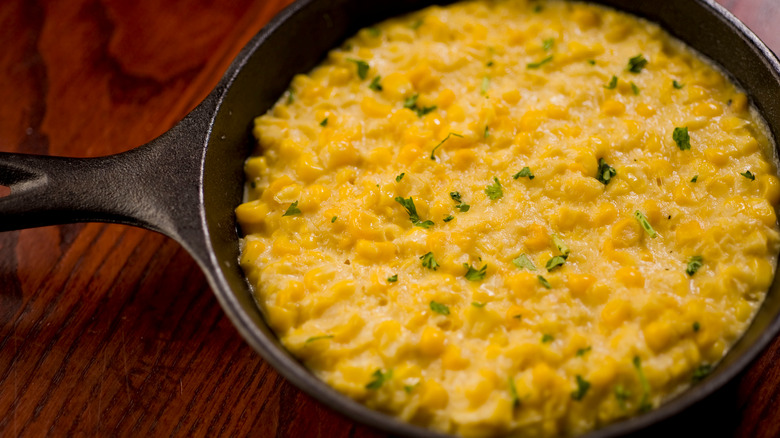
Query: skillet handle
xmin=0 ymin=99 xmax=212 ymax=245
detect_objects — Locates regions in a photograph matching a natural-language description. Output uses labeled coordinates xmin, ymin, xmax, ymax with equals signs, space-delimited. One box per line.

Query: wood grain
xmin=0 ymin=0 xmax=778 ymax=437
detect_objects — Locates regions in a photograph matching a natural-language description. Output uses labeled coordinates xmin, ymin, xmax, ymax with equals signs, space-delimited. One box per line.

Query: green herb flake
xmin=533 ymin=4 xmax=543 ymax=13
xmin=410 ymin=18 xmax=424 ymax=30
xmin=486 ymin=60 xmax=494 ymax=67
xmin=552 ymin=234 xmax=570 ymax=258
xmin=286 ymin=88 xmax=295 ymax=104
xmin=394 ymin=196 xmax=434 ymax=229
xmin=403 ymin=93 xmax=436 ymax=117
xmin=387 ymin=274 xmax=398 ymax=283
xmin=282 ymin=201 xmax=302 ymax=216
xmin=513 ymin=254 xmax=537 ymax=271
xmin=430 ymin=132 xmax=463 ymax=160
xmin=416 ymin=105 xmax=437 ymax=117
xmin=347 ymin=58 xmax=370 ymax=80
xmin=692 ymin=364 xmax=713 ymax=383
xmin=403 ymin=94 xmax=418 ymax=109
xmin=367 ymin=27 xmax=380 ymax=37
xmin=481 ymin=76 xmax=490 ymax=95
xmin=396 ymin=173 xmax=405 ymax=182
xmin=366 ymin=368 xmax=393 ymax=390
xmin=464 ymin=263 xmax=487 ymax=281
xmin=443 ymin=215 xmax=455 ymax=222
xmin=450 ymin=192 xmax=462 ymax=203
xmin=631 ymin=82 xmax=640 ymax=95
xmin=634 ymin=210 xmax=658 ymax=239
xmin=576 ymin=346 xmax=592 ymax=357
xmin=542 ymin=38 xmax=554 ymax=51
xmin=541 ymin=334 xmax=554 ymax=343
xmin=404 ymin=384 xmax=416 ymax=393
xmin=673 ymin=127 xmax=691 ymax=150
xmin=538 ymin=275 xmax=552 ymax=289
xmin=545 ymin=256 xmax=566 ymax=271
xmin=513 ymin=167 xmax=535 ymax=180
xmin=471 ymin=302 xmax=487 ymax=308
xmin=305 ymin=335 xmax=334 ymax=343
xmin=605 ymin=76 xmax=618 ymax=90
xmin=420 ymin=252 xmax=439 ymax=271
xmin=484 ymin=125 xmax=490 ymax=138
xmin=596 ymin=158 xmax=617 ymax=185
xmin=527 ymin=55 xmax=553 ymax=69
xmin=628 ymin=54 xmax=648 ymax=73
xmin=331 ymin=216 xmax=338 ymax=223
xmin=430 ymin=300 xmax=450 ymax=315
xmin=513 ymin=314 xmax=523 ymax=320
xmin=691 ymin=175 xmax=698 ymax=183
xmin=509 ymin=377 xmax=521 ymax=408
xmin=741 ymin=170 xmax=756 ymax=180
xmin=369 ymin=75 xmax=383 ymax=91
xmin=673 ymin=80 xmax=685 ymax=89
xmin=456 ymin=203 xmax=470 ymax=212
xmin=615 ymin=385 xmax=631 ymax=409
xmin=686 ymin=255 xmax=703 ymax=276
xmin=588 ymin=59 xmax=596 ymax=65
xmin=571 ymin=375 xmax=591 ymax=401
xmin=693 ymin=321 xmax=701 ymax=332
xmin=485 ymin=177 xmax=503 ymax=200
xmin=633 ymin=356 xmax=653 ymax=412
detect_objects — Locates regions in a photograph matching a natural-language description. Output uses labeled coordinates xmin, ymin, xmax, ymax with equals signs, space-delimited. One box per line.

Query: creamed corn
xmin=237 ymin=1 xmax=780 ymax=436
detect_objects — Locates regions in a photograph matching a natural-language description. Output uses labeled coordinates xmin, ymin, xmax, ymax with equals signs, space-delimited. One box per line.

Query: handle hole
xmin=0 ymin=185 xmax=9 ymax=198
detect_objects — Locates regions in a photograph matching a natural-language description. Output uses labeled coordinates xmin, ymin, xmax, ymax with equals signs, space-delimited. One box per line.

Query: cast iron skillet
xmin=1 ymin=0 xmax=779 ymax=436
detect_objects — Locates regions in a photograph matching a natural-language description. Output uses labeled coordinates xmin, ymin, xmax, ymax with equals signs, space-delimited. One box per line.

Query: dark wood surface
xmin=0 ymin=0 xmax=778 ymax=437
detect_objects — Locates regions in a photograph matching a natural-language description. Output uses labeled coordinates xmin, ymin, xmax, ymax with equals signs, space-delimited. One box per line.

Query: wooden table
xmin=1 ymin=0 xmax=778 ymax=436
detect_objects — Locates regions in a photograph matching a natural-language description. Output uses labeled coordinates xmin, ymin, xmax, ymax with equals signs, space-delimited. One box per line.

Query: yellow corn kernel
xmin=276 ymin=280 xmax=305 ymax=305
xmin=567 ymin=274 xmax=596 ymax=299
xmin=506 ymin=272 xmax=538 ymax=300
xmin=374 ymin=319 xmax=402 ymax=343
xmin=611 ymin=217 xmax=642 ymax=248
xmin=266 ymin=305 xmax=295 ymax=333
xmin=635 ymin=103 xmax=656 ymax=117
xmin=675 ymin=220 xmax=703 ymax=247
xmin=731 ymin=93 xmax=748 ymax=112
xmin=355 ymin=240 xmax=396 ymax=262
xmin=593 ymin=202 xmax=618 ymax=227
xmin=244 ymin=156 xmax=267 ymax=180
xmin=299 ymin=184 xmax=328 ymax=212
xmin=749 ymin=198 xmax=777 ymax=227
xmin=643 ymin=320 xmax=675 ymax=352
xmin=519 ymin=110 xmax=546 ymax=132
xmin=466 ymin=378 xmax=494 ymax=408
xmin=442 ymin=344 xmax=470 ymax=370
xmin=589 ymin=357 xmax=618 ymax=388
xmin=419 ymin=326 xmax=446 ymax=357
xmin=446 ymin=104 xmax=465 ymax=122
xmin=760 ymin=174 xmax=780 ymax=205
xmin=332 ymin=314 xmax=365 ymax=343
xmin=502 ymin=89 xmax=521 ymax=105
xmin=409 ymin=64 xmax=439 ymax=92
xmin=573 ymin=8 xmax=600 ymax=29
xmin=452 ymin=148 xmax=477 ymax=170
xmin=360 ymin=96 xmax=392 ymax=118
xmin=419 ymin=380 xmax=449 ymax=410
xmin=436 ymin=88 xmax=456 ymax=108
xmin=397 ymin=143 xmax=423 ymax=165
xmin=349 ymin=210 xmax=384 ymax=240
xmin=554 ymin=205 xmax=592 ymax=230
xmin=525 ymin=223 xmax=550 ymax=251
xmin=236 ymin=200 xmax=270 ymax=226
xmin=704 ymin=148 xmax=729 ymax=167
xmin=271 ymin=235 xmax=301 ymax=257
xmin=381 ymin=72 xmax=411 ymax=100
xmin=240 ymin=239 xmax=265 ymax=268
xmin=693 ymin=101 xmax=723 ymax=118
xmin=368 ymin=146 xmax=393 ymax=167
xmin=601 ymin=298 xmax=632 ymax=329
xmin=616 ymin=266 xmax=644 ymax=288
xmin=601 ymin=99 xmax=625 ymax=116
xmin=546 ymin=104 xmax=568 ymax=120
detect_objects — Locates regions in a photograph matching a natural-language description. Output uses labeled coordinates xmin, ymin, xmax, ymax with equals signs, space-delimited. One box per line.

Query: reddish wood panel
xmin=0 ymin=0 xmax=778 ymax=437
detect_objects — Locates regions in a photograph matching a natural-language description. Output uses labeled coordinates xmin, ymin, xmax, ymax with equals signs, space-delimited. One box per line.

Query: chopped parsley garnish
xmin=396 ymin=172 xmax=405 ymax=182
xmin=420 ymin=252 xmax=439 ymax=271
xmin=481 ymin=76 xmax=490 ymax=95
xmin=542 ymin=334 xmax=554 ymax=343
xmin=443 ymin=215 xmax=454 ymax=222
xmin=634 ymin=210 xmax=658 ymax=239
xmin=692 ymin=364 xmax=713 ymax=383
xmin=394 ymin=196 xmax=434 ymax=228
xmin=464 ymin=263 xmax=487 ymax=281
xmin=588 ymin=59 xmax=596 ymax=65
xmin=691 ymin=175 xmax=698 ymax=183
xmin=282 ymin=201 xmax=302 ymax=216
xmin=542 ymin=38 xmax=554 ymax=51
xmin=430 ymin=132 xmax=463 ymax=160
xmin=513 ymin=314 xmax=522 ymax=320
xmin=693 ymin=321 xmax=701 ymax=332
xmin=450 ymin=193 xmax=470 ymax=212
xmin=416 ymin=105 xmax=437 ymax=117
xmin=741 ymin=170 xmax=756 ymax=180
xmin=545 ymin=256 xmax=566 ymax=271
xmin=430 ymin=300 xmax=450 ymax=315
xmin=673 ymin=80 xmax=685 ymax=89
xmin=404 ymin=384 xmax=417 ymax=394
xmin=628 ymin=54 xmax=648 ymax=73
xmin=450 ymin=191 xmax=463 ymax=202
xmin=456 ymin=203 xmax=470 ymax=212
xmin=471 ymin=302 xmax=487 ymax=308
xmin=305 ymin=335 xmax=334 ymax=343
xmin=615 ymin=385 xmax=631 ymax=409
xmin=596 ymin=158 xmax=617 ymax=185
xmin=527 ymin=55 xmax=553 ymax=69
xmin=552 ymin=234 xmax=570 ymax=258
xmin=410 ymin=18 xmax=424 ymax=30
xmin=403 ymin=93 xmax=436 ymax=117
xmin=605 ymin=75 xmax=618 ymax=90
xmin=513 ymin=167 xmax=535 ymax=180
xmin=367 ymin=27 xmax=380 ymax=37
xmin=686 ymin=255 xmax=703 ymax=276
xmin=484 ymin=125 xmax=489 ymax=138
xmin=509 ymin=377 xmax=521 ymax=408
xmin=533 ymin=4 xmax=543 ymax=12
xmin=485 ymin=177 xmax=503 ymax=200
xmin=387 ymin=274 xmax=398 ymax=283
xmin=571 ymin=375 xmax=591 ymax=401
xmin=576 ymin=346 xmax=592 ymax=357
xmin=486 ymin=60 xmax=494 ymax=67
xmin=320 ymin=117 xmax=328 ymax=127
xmin=369 ymin=75 xmax=383 ymax=91
xmin=633 ymin=356 xmax=653 ymax=412
xmin=366 ymin=368 xmax=393 ymax=389
xmin=631 ymin=82 xmax=640 ymax=95
xmin=538 ymin=275 xmax=552 ymax=289
xmin=331 ymin=216 xmax=338 ymax=223
xmin=673 ymin=127 xmax=691 ymax=150
xmin=347 ymin=58 xmax=370 ymax=79
xmin=403 ymin=94 xmax=418 ymax=109
xmin=513 ymin=254 xmax=536 ymax=271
